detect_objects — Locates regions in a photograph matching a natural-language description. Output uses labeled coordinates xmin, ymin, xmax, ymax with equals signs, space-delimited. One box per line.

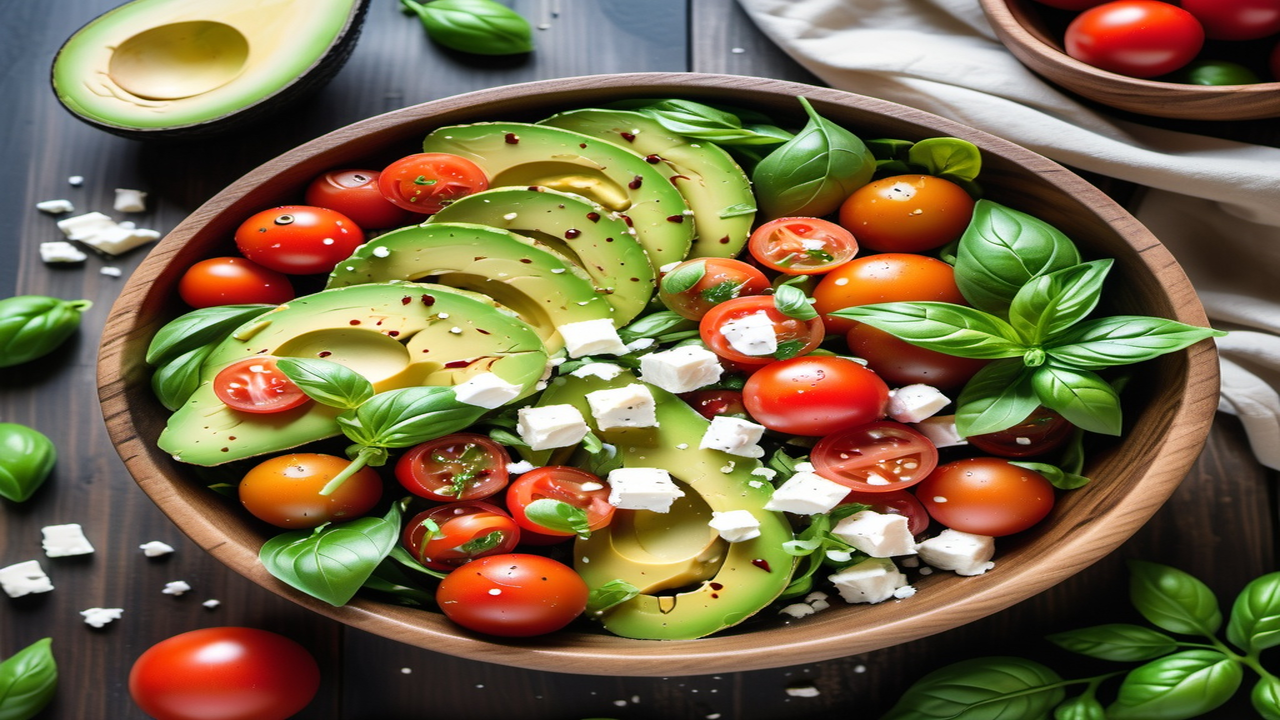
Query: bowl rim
xmin=98 ymin=71 xmax=1220 ymax=676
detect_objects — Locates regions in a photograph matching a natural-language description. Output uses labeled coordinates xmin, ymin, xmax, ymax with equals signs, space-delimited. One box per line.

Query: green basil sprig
xmin=144 ymin=303 xmax=272 ymax=366
xmin=276 ymin=357 xmax=374 ymax=410
xmin=0 ymin=637 xmax=58 ymax=720
xmin=882 ymin=657 xmax=1068 ymax=720
xmin=773 ymin=277 xmax=818 ymax=322
xmin=0 ymin=296 xmax=91 ymax=368
xmin=401 ymin=0 xmax=533 ymax=55
xmin=607 ymin=99 xmax=794 ymax=147
xmin=260 ymin=501 xmax=403 ymax=606
xmin=0 ymin=423 xmax=56 ymax=503
xmin=954 ymin=200 xmax=1083 ymax=316
xmin=617 ymin=310 xmax=698 ymax=344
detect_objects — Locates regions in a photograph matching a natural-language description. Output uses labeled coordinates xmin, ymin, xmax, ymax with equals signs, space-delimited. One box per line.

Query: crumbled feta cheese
xmin=916 ymin=529 xmax=996 ymax=576
xmin=828 ymin=557 xmax=908 ymax=604
xmin=79 ymin=224 xmax=161 ymax=255
xmin=36 ymin=199 xmax=75 ymax=214
xmin=100 ymin=266 xmax=123 ymax=277
xmin=516 ymin=404 xmax=589 ymax=451
xmin=764 ymin=472 xmax=850 ymax=515
xmin=202 ymin=599 xmax=221 ymax=609
xmin=786 ymin=684 xmax=821 ymax=698
xmin=506 ymin=460 xmax=536 ymax=475
xmin=779 ymin=602 xmax=815 ymax=618
xmin=638 ymin=345 xmax=723 ymax=393
xmin=39 ymin=241 xmax=87 ymax=264
xmin=162 ymin=580 xmax=192 ymax=596
xmin=569 ymin=362 xmax=625 ymax=381
xmin=557 ymin=318 xmax=628 ymax=357
xmin=887 ymin=384 xmax=951 ymax=423
xmin=831 ymin=511 xmax=917 ymax=558
xmin=913 ymin=415 xmax=968 ymax=448
xmin=0 ymin=561 xmax=54 ymax=598
xmin=719 ymin=310 xmax=777 ymax=357
xmin=708 ymin=509 xmax=761 ymax=542
xmin=41 ymin=524 xmax=95 ymax=557
xmin=794 ymin=461 xmax=815 ymax=473
xmin=625 ymin=337 xmax=655 ymax=352
xmin=805 ymin=591 xmax=831 ymax=611
xmin=139 ymin=540 xmax=175 ymax=557
xmin=606 ymin=467 xmax=684 ymax=512
xmin=751 ymin=466 xmax=778 ymax=481
xmin=893 ymin=585 xmax=918 ymax=599
xmin=81 ymin=607 xmax=124 ymax=628
xmin=452 ymin=372 xmax=522 ymax=409
xmin=699 ymin=416 xmax=766 ymax=458
xmin=68 ymin=175 xmax=84 ymax=186
xmin=56 ymin=211 xmax=117 ymax=240
xmin=586 ymin=383 xmax=658 ymax=430
xmin=113 ymin=188 xmax=148 ymax=213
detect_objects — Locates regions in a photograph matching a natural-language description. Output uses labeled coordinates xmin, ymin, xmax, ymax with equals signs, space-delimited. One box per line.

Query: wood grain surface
xmin=2 ymin=0 xmax=1276 ymax=718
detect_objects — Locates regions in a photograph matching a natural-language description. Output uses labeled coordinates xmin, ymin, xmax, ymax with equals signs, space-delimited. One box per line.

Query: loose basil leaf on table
xmin=0 ymin=637 xmax=58 ymax=720
xmin=276 ymin=357 xmax=375 ymax=410
xmin=150 ymin=345 xmax=214 ymax=411
xmin=144 ymin=303 xmax=272 ymax=366
xmin=1007 ymin=259 xmax=1113 ymax=345
xmin=953 ymin=200 xmax=1082 ymax=316
xmin=0 ymin=423 xmax=57 ymax=503
xmin=1107 ymin=649 xmax=1242 ymax=720
xmin=1128 ymin=560 xmax=1223 ymax=637
xmin=0 ymin=295 xmax=92 ymax=369
xmin=1047 ymin=623 xmax=1179 ymax=662
xmin=880 ymin=656 xmax=1066 ymax=720
xmin=1226 ymin=571 xmax=1280 ymax=653
xmin=401 ymin=0 xmax=533 ymax=55
xmin=1045 ymin=316 xmax=1226 ymax=369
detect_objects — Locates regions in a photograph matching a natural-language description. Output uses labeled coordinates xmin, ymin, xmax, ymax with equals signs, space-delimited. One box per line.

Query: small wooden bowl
xmin=98 ymin=72 xmax=1220 ymax=676
xmin=980 ymin=0 xmax=1280 ymax=120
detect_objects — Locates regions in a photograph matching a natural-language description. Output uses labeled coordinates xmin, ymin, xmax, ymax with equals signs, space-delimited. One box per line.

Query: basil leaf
xmin=524 ymin=498 xmax=590 ymax=537
xmin=0 ymin=637 xmax=57 ymax=720
xmin=954 ymin=200 xmax=1082 ymax=316
xmin=1054 ymin=694 xmax=1106 ymax=720
xmin=0 ymin=296 xmax=92 ymax=369
xmin=1253 ymin=676 xmax=1280 ymax=720
xmin=699 ymin=280 xmax=744 ymax=305
xmin=865 ymin=138 xmax=914 ymax=161
xmin=718 ymin=202 xmax=757 ymax=219
xmin=1128 ymin=560 xmax=1223 ymax=637
xmin=1032 ymin=364 xmax=1122 ymax=436
xmin=774 ymin=339 xmax=805 ymax=361
xmin=584 ymin=439 xmax=622 ymax=478
xmin=1008 ymin=260 xmax=1112 ymax=345
xmin=362 ymin=572 xmax=434 ymax=607
xmin=1107 ymin=650 xmax=1241 ymax=720
xmin=455 ymin=530 xmax=506 ymax=555
xmin=337 ymin=386 xmax=485 ymax=449
xmin=767 ymin=448 xmax=801 ymax=480
xmin=145 ymin=303 xmax=272 ymax=366
xmin=489 ymin=427 xmax=527 ymax=448
xmin=751 ymin=97 xmax=875 ymax=219
xmin=1045 ymin=316 xmax=1226 ymax=369
xmin=907 ymin=137 xmax=982 ymax=182
xmin=881 ymin=656 xmax=1065 ymax=720
xmin=954 ymin=359 xmax=1040 ymax=437
xmin=260 ymin=502 xmax=402 ymax=606
xmin=401 ymin=0 xmax=533 ymax=55
xmin=586 ymin=579 xmax=641 ymax=616
xmin=1046 ymin=623 xmax=1177 ymax=662
xmin=0 ymin=423 xmax=57 ymax=503
xmin=1012 ymin=461 xmax=1090 ymax=490
xmin=660 ymin=260 xmax=706 ymax=295
xmin=773 ymin=283 xmax=817 ymax=321
xmin=387 ymin=545 xmax=448 ymax=580
xmin=1227 ymin=571 xmax=1280 ymax=653
xmin=609 ymin=99 xmax=792 ymax=146
xmin=276 ymin=357 xmax=374 ymax=410
xmin=150 ymin=344 xmax=213 ymax=411
xmin=832 ymin=302 xmax=1026 ymax=359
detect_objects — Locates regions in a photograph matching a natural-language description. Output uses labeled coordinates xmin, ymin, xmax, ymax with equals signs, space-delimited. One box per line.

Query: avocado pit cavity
xmin=108 ymin=21 xmax=248 ymax=100
xmin=274 ymin=327 xmax=412 ymax=389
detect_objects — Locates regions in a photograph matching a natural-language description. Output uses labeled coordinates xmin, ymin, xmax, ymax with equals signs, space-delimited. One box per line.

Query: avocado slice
xmin=326 ymin=222 xmax=614 ymax=352
xmin=51 ymin=0 xmax=367 ymax=139
xmin=420 ymin=123 xmax=693 ymax=270
xmin=158 ymin=282 xmax=548 ymax=466
xmin=531 ymin=370 xmax=795 ymax=640
xmin=539 ymin=108 xmax=756 ymax=259
xmin=426 ymin=188 xmax=655 ymax=324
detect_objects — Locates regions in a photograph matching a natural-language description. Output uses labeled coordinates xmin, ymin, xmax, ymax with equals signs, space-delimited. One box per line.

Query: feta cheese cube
xmin=139 ymin=541 xmax=175 ymax=557
xmin=913 ymin=415 xmax=968 ymax=448
xmin=708 ymin=509 xmax=761 ymax=542
xmin=606 ymin=467 xmax=684 ymax=512
xmin=36 ymin=199 xmax=75 ymax=214
xmin=506 ymin=460 xmax=536 ymax=475
xmin=113 ymin=188 xmax=148 ymax=213
xmin=100 ymin=266 xmax=124 ymax=277
xmin=699 ymin=416 xmax=766 ymax=458
xmin=557 ymin=318 xmax=628 ymax=357
xmin=56 ymin=211 xmax=116 ymax=240
xmin=887 ymin=384 xmax=950 ymax=423
xmin=638 ymin=345 xmax=723 ymax=393
xmin=0 ymin=560 xmax=54 ymax=598
xmin=453 ymin=372 xmax=523 ymax=409
xmin=39 ymin=241 xmax=88 ymax=264
xmin=916 ymin=529 xmax=996 ymax=576
xmin=586 ymin=383 xmax=658 ymax=430
xmin=81 ymin=607 xmax=124 ymax=628
xmin=41 ymin=523 xmax=95 ymax=557
xmin=831 ymin=511 xmax=917 ymax=557
xmin=779 ymin=602 xmax=815 ymax=618
xmin=569 ymin=362 xmax=625 ymax=381
xmin=516 ymin=404 xmax=589 ymax=451
xmin=162 ymin=580 xmax=192 ymax=596
xmin=764 ymin=471 xmax=849 ymax=515
xmin=828 ymin=557 xmax=908 ymax=604
xmin=68 ymin=175 xmax=84 ymax=186
xmin=79 ymin=224 xmax=161 ymax=255
xmin=202 ymin=599 xmax=221 ymax=609
xmin=720 ymin=310 xmax=777 ymax=357
xmin=786 ymin=685 xmax=822 ymax=698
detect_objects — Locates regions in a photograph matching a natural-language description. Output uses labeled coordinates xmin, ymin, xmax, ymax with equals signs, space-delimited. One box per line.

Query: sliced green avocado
xmin=158 ymin=282 xmax=547 ymax=466
xmin=326 ymin=222 xmax=614 ymax=352
xmin=420 ymin=123 xmax=693 ymax=270
xmin=530 ymin=370 xmax=795 ymax=640
xmin=51 ymin=0 xmax=367 ymax=139
xmin=426 ymin=188 xmax=655 ymax=324
xmin=539 ymin=108 xmax=756 ymax=259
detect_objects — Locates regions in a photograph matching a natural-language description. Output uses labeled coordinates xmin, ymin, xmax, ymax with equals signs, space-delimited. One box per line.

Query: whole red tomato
xmin=1065 ymin=1 xmax=1205 ymax=78
xmin=178 ymin=257 xmax=294 ymax=308
xmin=128 ymin=627 xmax=320 ymax=720
xmin=916 ymin=458 xmax=1056 ymax=537
xmin=304 ymin=169 xmax=416 ymax=229
xmin=1180 ymin=0 xmax=1280 ymax=41
xmin=742 ymin=355 xmax=889 ymax=436
xmin=234 ymin=205 xmax=365 ymax=275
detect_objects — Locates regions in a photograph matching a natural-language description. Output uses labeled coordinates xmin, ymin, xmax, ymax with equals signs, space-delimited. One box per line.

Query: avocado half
xmin=51 ymin=0 xmax=369 ymax=139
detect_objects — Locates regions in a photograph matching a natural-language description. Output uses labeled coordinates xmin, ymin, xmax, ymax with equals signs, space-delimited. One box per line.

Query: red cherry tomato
xmin=812 ymin=253 xmax=966 ymax=335
xmin=658 ymin=257 xmax=771 ymax=320
xmin=304 ymin=169 xmax=417 ymax=229
xmin=966 ymin=407 xmax=1074 ymax=458
xmin=128 ymin=627 xmax=320 ymax=720
xmin=505 ymin=466 xmax=614 ymax=537
xmin=1032 ymin=0 xmax=1109 ymax=8
xmin=402 ymin=501 xmax=522 ymax=571
xmin=916 ymin=457 xmax=1056 ymax=537
xmin=845 ymin=322 xmax=988 ymax=391
xmin=378 ymin=153 xmax=489 ymax=214
xmin=837 ymin=175 xmax=975 ymax=253
xmin=1180 ymin=0 xmax=1280 ymax=40
xmin=234 ymin=205 xmax=365 ymax=275
xmin=394 ymin=433 xmax=510 ymax=502
xmin=678 ymin=389 xmax=749 ymax=420
xmin=699 ymin=295 xmax=825 ymax=366
xmin=212 ymin=357 xmax=310 ymax=414
xmin=436 ymin=553 xmax=589 ymax=637
xmin=840 ymin=489 xmax=931 ymax=536
xmin=810 ymin=421 xmax=939 ymax=492
xmin=742 ymin=356 xmax=889 ymax=436
xmin=239 ymin=453 xmax=383 ymax=529
xmin=748 ymin=217 xmax=859 ymax=274
xmin=1065 ymin=1 xmax=1205 ymax=78
xmin=177 ymin=257 xmax=294 ymax=308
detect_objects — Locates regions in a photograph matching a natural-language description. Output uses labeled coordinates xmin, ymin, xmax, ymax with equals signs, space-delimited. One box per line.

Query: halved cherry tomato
xmin=699 ymin=295 xmax=825 ymax=366
xmin=967 ymin=406 xmax=1073 ymax=458
xmin=213 ymin=357 xmax=310 ymax=414
xmin=658 ymin=257 xmax=771 ymax=320
xmin=178 ymin=257 xmax=294 ymax=309
xmin=838 ymin=175 xmax=974 ymax=253
xmin=742 ymin=356 xmax=889 ymax=436
xmin=748 ymin=217 xmax=858 ymax=274
xmin=234 ymin=205 xmax=365 ymax=275
xmin=840 ymin=489 xmax=930 ymax=536
xmin=678 ymin=389 xmax=749 ymax=420
xmin=811 ymin=421 xmax=939 ymax=492
xmin=845 ymin=322 xmax=988 ymax=391
xmin=505 ymin=466 xmax=614 ymax=537
xmin=402 ymin=501 xmax=521 ymax=571
xmin=1065 ymin=1 xmax=1204 ymax=79
xmin=436 ymin=553 xmax=588 ymax=637
xmin=239 ymin=453 xmax=382 ymax=529
xmin=916 ymin=457 xmax=1056 ymax=537
xmin=304 ymin=169 xmax=417 ymax=229
xmin=812 ymin=253 xmax=966 ymax=335
xmin=394 ymin=433 xmax=510 ymax=502
xmin=378 ymin=153 xmax=489 ymax=214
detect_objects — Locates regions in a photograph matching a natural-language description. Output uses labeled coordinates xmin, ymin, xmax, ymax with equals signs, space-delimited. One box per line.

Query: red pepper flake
xmin=527 ymin=185 xmax=542 ymax=192
xmin=586 ymin=212 xmax=601 ymax=222
xmin=719 ymin=235 xmax=731 ymax=244
xmin=421 ymin=294 xmax=436 ymax=306
xmin=504 ymin=132 xmax=519 ymax=144
xmin=228 ymin=436 xmax=237 ymax=441
xmin=645 ymin=154 xmax=662 ymax=164
xmin=751 ymin=559 xmax=772 ymax=572
xmin=710 ymin=582 xmax=724 ymax=590
xmin=620 ymin=132 xmax=636 ymax=142
xmin=565 ymin=229 xmax=581 ymax=239
xmin=666 ymin=215 xmax=685 ymax=223
xmin=621 ymin=215 xmax=634 ymax=227
xmin=628 ymin=175 xmax=643 ymax=189
xmin=578 ymin=143 xmax=588 ymax=149
xmin=519 ymin=257 xmax=533 ymax=264
xmin=605 ymin=237 xmax=615 ymax=243
xmin=629 ymin=277 xmax=640 ymax=282
xmin=444 ymin=360 xmax=472 ymax=368
xmin=318 ymin=351 xmax=332 ymax=358
xmin=476 ymin=328 xmax=491 ymax=335
xmin=349 ymin=319 xmax=362 ymax=326
xmin=401 ymin=296 xmax=413 ymax=305
xmin=387 ymin=330 xmax=400 ymax=337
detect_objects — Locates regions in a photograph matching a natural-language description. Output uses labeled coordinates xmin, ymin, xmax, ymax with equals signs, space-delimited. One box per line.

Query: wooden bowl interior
xmin=98 ymin=72 xmax=1220 ymax=675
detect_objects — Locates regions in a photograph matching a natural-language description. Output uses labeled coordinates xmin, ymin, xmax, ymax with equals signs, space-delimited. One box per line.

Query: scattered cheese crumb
xmin=893 ymin=585 xmax=918 ymax=599
xmin=139 ymin=541 xmax=175 ymax=557
xmin=202 ymin=599 xmax=221 ymax=609
xmin=39 ymin=241 xmax=87 ymax=264
xmin=786 ymin=684 xmax=821 ymax=698
xmin=400 ymin=667 xmax=413 ymax=674
xmin=779 ymin=603 xmax=816 ymax=618
xmin=36 ymin=199 xmax=75 ymax=214
xmin=68 ymin=175 xmax=84 ymax=186
xmin=0 ymin=560 xmax=54 ymax=598
xmin=41 ymin=524 xmax=95 ymax=557
xmin=162 ymin=580 xmax=192 ymax=596
xmin=113 ymin=188 xmax=148 ymax=213
xmin=100 ymin=266 xmax=123 ymax=277
xmin=81 ymin=607 xmax=124 ymax=628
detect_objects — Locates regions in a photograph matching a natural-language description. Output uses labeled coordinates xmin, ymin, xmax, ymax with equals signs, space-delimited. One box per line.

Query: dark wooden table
xmin=2 ymin=1 xmax=1275 ymax=718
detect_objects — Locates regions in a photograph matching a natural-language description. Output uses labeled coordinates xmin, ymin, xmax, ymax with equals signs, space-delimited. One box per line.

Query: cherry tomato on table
xmin=239 ymin=452 xmax=383 ymax=529
xmin=378 ymin=152 xmax=489 ymax=214
xmin=304 ymin=168 xmax=416 ymax=229
xmin=1064 ymin=1 xmax=1205 ymax=78
xmin=845 ymin=321 xmax=988 ymax=391
xmin=812 ymin=252 xmax=966 ymax=335
xmin=658 ymin=257 xmax=771 ymax=320
xmin=811 ymin=421 xmax=939 ymax=492
xmin=505 ymin=465 xmax=614 ymax=537
xmin=967 ymin=406 xmax=1073 ymax=458
xmin=915 ymin=457 xmax=1056 ymax=537
xmin=1180 ymin=0 xmax=1280 ymax=41
xmin=838 ymin=175 xmax=975 ymax=253
xmin=402 ymin=500 xmax=522 ymax=571
xmin=213 ymin=357 xmax=310 ymax=414
xmin=840 ymin=489 xmax=931 ymax=536
xmin=742 ymin=355 xmax=889 ymax=436
xmin=700 ymin=295 xmax=825 ymax=366
xmin=177 ymin=257 xmax=294 ymax=308
xmin=234 ymin=205 xmax=365 ymax=275
xmin=394 ymin=432 xmax=510 ymax=502
xmin=128 ymin=627 xmax=320 ymax=720
xmin=748 ymin=217 xmax=859 ymax=274
xmin=436 ymin=553 xmax=589 ymax=637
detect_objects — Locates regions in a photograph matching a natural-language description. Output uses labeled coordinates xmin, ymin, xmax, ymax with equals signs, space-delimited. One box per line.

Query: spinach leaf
xmin=1045 ymin=316 xmax=1226 ymax=369
xmin=954 ymin=359 xmax=1040 ymax=437
xmin=881 ymin=656 xmax=1066 ymax=720
xmin=1108 ymin=650 xmax=1241 ymax=720
xmin=1227 ymin=571 xmax=1280 ymax=653
xmin=1128 ymin=560 xmax=1223 ymax=637
xmin=145 ymin=303 xmax=272 ymax=366
xmin=276 ymin=357 xmax=374 ymax=410
xmin=1047 ymin=623 xmax=1178 ymax=662
xmin=830 ymin=301 xmax=1027 ymax=359
xmin=401 ymin=0 xmax=533 ymax=55
xmin=0 ymin=637 xmax=57 ymax=720
xmin=1008 ymin=260 xmax=1112 ymax=345
xmin=954 ymin=200 xmax=1082 ymax=316
xmin=907 ymin=137 xmax=982 ymax=183
xmin=260 ymin=502 xmax=403 ymax=606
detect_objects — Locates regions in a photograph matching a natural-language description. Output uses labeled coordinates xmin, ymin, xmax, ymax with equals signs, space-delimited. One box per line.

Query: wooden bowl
xmin=980 ymin=0 xmax=1280 ymax=120
xmin=97 ymin=72 xmax=1219 ymax=675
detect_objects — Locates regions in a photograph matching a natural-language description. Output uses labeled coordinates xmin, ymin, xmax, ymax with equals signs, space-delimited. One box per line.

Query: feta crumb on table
xmin=41 ymin=523 xmax=95 ymax=557
xmin=36 ymin=199 xmax=75 ymax=214
xmin=785 ymin=684 xmax=821 ymax=698
xmin=139 ymin=540 xmax=175 ymax=557
xmin=81 ymin=607 xmax=123 ymax=628
xmin=100 ymin=266 xmax=123 ymax=277
xmin=113 ymin=188 xmax=148 ymax=213
xmin=0 ymin=560 xmax=54 ymax=598
xmin=39 ymin=241 xmax=87 ymax=264
xmin=162 ymin=580 xmax=192 ymax=596
xmin=202 ymin=599 xmax=221 ymax=609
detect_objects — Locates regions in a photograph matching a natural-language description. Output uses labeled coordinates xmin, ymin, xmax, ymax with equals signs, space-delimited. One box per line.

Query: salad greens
xmin=0 ymin=638 xmax=57 ymax=720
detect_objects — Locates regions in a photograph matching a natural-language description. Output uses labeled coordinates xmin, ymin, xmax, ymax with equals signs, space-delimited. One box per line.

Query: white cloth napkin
xmin=737 ymin=0 xmax=1280 ymax=469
